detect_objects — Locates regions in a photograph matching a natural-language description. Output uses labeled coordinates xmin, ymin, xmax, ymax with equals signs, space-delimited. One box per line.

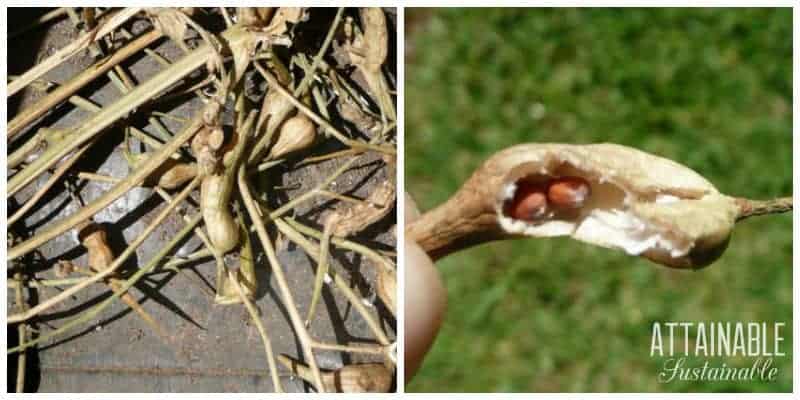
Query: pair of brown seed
xmin=504 ymin=176 xmax=591 ymax=221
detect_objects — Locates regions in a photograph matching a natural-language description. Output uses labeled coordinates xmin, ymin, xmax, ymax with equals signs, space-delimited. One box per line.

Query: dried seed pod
xmin=128 ymin=153 xmax=198 ymax=189
xmin=328 ymin=178 xmax=396 ymax=237
xmin=201 ymin=174 xmax=239 ymax=254
xmin=215 ymin=214 xmax=257 ymax=305
xmin=359 ymin=8 xmax=388 ymax=72
xmin=236 ymin=7 xmax=274 ymax=27
xmin=268 ymin=115 xmax=316 ymax=158
xmin=192 ymin=126 xmax=224 ymax=176
xmin=408 ymin=143 xmax=745 ymax=269
xmin=342 ymin=8 xmax=395 ymax=122
xmin=77 ymin=222 xmax=114 ymax=272
xmin=155 ymin=161 xmax=198 ymax=189
xmin=377 ymin=267 xmax=396 ymax=316
xmin=278 ymin=355 xmax=393 ymax=393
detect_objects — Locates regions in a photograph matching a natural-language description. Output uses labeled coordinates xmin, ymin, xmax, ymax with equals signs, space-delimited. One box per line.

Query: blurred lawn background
xmin=405 ymin=8 xmax=792 ymax=392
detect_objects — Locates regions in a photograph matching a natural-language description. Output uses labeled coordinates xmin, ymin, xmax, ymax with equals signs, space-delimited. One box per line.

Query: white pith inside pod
xmin=494 ymin=144 xmax=739 ymax=268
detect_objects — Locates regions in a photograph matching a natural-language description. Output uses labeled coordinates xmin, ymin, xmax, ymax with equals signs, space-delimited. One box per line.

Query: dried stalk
xmin=8 ymin=25 xmax=253 ymax=198
xmin=228 ymin=268 xmax=283 ymax=392
xmin=312 ymin=341 xmax=386 ymax=355
xmin=281 ymin=218 xmax=395 ymax=272
xmin=8 ymin=140 xmax=94 ymax=226
xmin=13 ymin=273 xmax=28 ymax=392
xmin=237 ymin=165 xmax=326 ymax=391
xmin=305 ymin=220 xmax=334 ymax=326
xmin=7 ymin=7 xmax=142 ymax=99
xmin=8 ymin=111 xmax=204 ymax=262
xmin=735 ymin=197 xmax=793 ymax=221
xmin=275 ymin=218 xmax=391 ymax=346
xmin=8 ymin=29 xmax=162 ymax=137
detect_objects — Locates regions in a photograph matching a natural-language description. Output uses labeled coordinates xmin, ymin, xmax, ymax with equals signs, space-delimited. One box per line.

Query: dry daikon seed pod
xmin=192 ymin=125 xmax=225 ymax=176
xmin=154 ymin=161 xmax=198 ymax=189
xmin=201 ymin=174 xmax=239 ymax=254
xmin=405 ymin=143 xmax=789 ymax=269
xmin=328 ymin=178 xmax=396 ymax=237
xmin=77 ymin=222 xmax=114 ymax=272
xmin=236 ymin=7 xmax=274 ymax=27
xmin=268 ymin=114 xmax=316 ymax=158
xmin=278 ymin=355 xmax=393 ymax=393
xmin=377 ymin=266 xmax=396 ymax=316
xmin=359 ymin=8 xmax=389 ymax=72
xmin=214 ymin=215 xmax=257 ymax=305
xmin=128 ymin=153 xmax=198 ymax=190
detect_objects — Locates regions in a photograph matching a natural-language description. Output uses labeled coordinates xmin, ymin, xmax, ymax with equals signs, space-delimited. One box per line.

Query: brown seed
xmin=504 ymin=180 xmax=548 ymax=221
xmin=547 ymin=176 xmax=591 ymax=209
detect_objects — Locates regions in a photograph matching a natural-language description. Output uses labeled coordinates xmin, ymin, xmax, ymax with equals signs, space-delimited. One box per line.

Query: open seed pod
xmin=407 ymin=143 xmax=746 ymax=269
xmin=278 ymin=354 xmax=393 ymax=393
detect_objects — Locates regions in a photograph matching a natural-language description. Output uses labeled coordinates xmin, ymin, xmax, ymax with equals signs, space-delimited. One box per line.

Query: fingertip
xmin=404 ymin=240 xmax=446 ymax=382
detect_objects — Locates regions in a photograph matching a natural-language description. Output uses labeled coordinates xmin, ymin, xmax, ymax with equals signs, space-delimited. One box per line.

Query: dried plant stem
xmin=297 ymin=148 xmax=364 ymax=166
xmin=306 ymin=220 xmax=334 ymax=326
xmin=735 ymin=197 xmax=793 ymax=221
xmin=147 ymin=185 xmax=219 ymax=296
xmin=256 ymin=64 xmax=395 ymax=155
xmin=7 ymin=7 xmax=142 ymax=98
xmin=8 ymin=213 xmax=203 ymax=353
xmin=106 ymin=62 xmax=177 ymax=144
xmin=312 ymin=341 xmax=387 ymax=356
xmin=8 ymin=277 xmax=89 ymax=288
xmin=7 ymin=177 xmax=200 ymax=323
xmin=6 ymin=25 xmax=253 ymax=197
xmin=8 ymin=129 xmax=58 ymax=170
xmin=275 ymin=219 xmax=391 ymax=345
xmin=237 ymin=165 xmax=326 ymax=392
xmin=14 ymin=79 xmax=179 ymax=159
xmin=319 ymin=190 xmax=364 ymax=205
xmin=13 ymin=273 xmax=28 ymax=392
xmin=252 ymin=159 xmax=285 ymax=173
xmin=282 ymin=218 xmax=395 ymax=272
xmin=162 ymin=249 xmax=213 ymax=270
xmin=8 ymin=111 xmax=203 ymax=262
xmin=9 ymin=141 xmax=94 ymax=226
xmin=77 ymin=172 xmax=118 ymax=184
xmin=228 ymin=268 xmax=283 ymax=392
xmin=8 ymin=29 xmax=162 ymax=137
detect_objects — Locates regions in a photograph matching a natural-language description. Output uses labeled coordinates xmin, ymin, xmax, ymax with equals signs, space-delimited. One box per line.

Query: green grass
xmin=405 ymin=8 xmax=792 ymax=392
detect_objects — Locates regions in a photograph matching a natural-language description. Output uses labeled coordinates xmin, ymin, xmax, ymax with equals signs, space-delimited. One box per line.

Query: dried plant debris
xmin=7 ymin=7 xmax=396 ymax=393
